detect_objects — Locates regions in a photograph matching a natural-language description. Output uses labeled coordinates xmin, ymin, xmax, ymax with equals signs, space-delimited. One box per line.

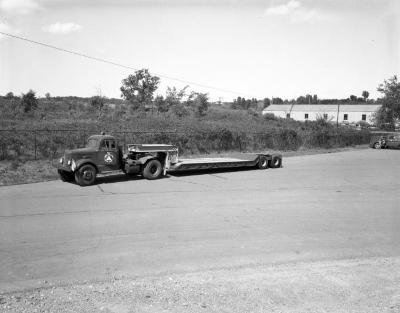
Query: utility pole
xmin=336 ymin=102 xmax=340 ymax=127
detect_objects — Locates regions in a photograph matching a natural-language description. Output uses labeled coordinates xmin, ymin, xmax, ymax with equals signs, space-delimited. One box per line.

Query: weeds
xmin=0 ymin=97 xmax=372 ymax=160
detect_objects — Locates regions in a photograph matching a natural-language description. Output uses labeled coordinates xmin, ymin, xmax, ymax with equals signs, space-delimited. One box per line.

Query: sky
xmin=0 ymin=0 xmax=399 ymax=101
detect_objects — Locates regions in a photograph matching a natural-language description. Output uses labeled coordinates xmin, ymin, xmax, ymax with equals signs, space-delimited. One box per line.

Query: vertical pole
xmin=336 ymin=103 xmax=340 ymax=128
xmin=34 ymin=130 xmax=37 ymax=160
xmin=123 ymin=132 xmax=126 ymax=153
xmin=83 ymin=130 xmax=86 ymax=147
xmin=336 ymin=103 xmax=340 ymax=146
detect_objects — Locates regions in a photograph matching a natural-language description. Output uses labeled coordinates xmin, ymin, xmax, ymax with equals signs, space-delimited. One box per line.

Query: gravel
xmin=1 ymin=256 xmax=399 ymax=313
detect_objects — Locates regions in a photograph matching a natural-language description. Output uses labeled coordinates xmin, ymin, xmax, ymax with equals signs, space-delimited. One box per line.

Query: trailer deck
xmin=169 ymin=154 xmax=267 ymax=172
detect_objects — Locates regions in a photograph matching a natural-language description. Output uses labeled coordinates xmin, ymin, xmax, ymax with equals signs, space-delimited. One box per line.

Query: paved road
xmin=1 ymin=149 xmax=399 ymax=292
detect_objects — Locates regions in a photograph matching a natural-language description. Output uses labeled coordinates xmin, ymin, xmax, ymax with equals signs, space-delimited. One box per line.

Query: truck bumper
xmin=53 ymin=162 xmax=73 ymax=172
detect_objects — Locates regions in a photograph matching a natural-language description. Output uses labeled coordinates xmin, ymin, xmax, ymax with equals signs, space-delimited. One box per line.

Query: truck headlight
xmin=71 ymin=160 xmax=76 ymax=171
xmin=59 ymin=157 xmax=63 ymax=164
xmin=67 ymin=160 xmax=71 ymax=166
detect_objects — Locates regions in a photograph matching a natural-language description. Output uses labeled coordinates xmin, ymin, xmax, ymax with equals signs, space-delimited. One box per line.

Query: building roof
xmin=263 ymin=104 xmax=381 ymax=113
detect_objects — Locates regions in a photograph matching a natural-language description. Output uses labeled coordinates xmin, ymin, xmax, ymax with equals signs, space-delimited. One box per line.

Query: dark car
xmin=370 ymin=134 xmax=400 ymax=149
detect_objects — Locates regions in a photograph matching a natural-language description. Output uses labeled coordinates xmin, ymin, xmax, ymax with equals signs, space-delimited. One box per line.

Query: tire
xmin=257 ymin=156 xmax=268 ymax=169
xmin=142 ymin=159 xmax=163 ymax=180
xmin=74 ymin=164 xmax=97 ymax=186
xmin=58 ymin=170 xmax=74 ymax=182
xmin=269 ymin=156 xmax=282 ymax=168
xmin=373 ymin=142 xmax=381 ymax=149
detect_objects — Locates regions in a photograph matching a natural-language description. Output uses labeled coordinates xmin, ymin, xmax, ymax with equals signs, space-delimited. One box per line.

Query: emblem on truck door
xmin=104 ymin=152 xmax=115 ymax=163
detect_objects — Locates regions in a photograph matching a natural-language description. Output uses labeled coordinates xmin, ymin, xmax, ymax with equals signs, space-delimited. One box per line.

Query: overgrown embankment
xmin=0 ymin=97 xmax=372 ymax=161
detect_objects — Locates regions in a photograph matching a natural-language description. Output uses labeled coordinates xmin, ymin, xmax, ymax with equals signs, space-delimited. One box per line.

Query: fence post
xmin=123 ymin=132 xmax=126 ymax=153
xmin=34 ymin=130 xmax=37 ymax=160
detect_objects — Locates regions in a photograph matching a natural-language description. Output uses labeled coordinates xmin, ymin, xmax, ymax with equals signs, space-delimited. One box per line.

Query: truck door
xmin=97 ymin=139 xmax=120 ymax=171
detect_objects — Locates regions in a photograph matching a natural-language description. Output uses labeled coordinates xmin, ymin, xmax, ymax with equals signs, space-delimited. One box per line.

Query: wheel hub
xmin=83 ymin=171 xmax=93 ymax=180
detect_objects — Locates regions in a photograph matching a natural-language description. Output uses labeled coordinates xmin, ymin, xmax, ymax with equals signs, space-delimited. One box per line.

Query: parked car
xmin=370 ymin=134 xmax=400 ymax=149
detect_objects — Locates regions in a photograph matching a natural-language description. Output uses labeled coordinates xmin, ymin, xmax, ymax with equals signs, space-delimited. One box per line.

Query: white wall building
xmin=262 ymin=104 xmax=381 ymax=124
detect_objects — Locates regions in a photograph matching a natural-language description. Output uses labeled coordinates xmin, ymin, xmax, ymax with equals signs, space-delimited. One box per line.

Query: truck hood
xmin=64 ymin=147 xmax=97 ymax=159
xmin=66 ymin=147 xmax=96 ymax=154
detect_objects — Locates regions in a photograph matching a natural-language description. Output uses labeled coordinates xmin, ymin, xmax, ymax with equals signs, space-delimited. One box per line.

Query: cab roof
xmin=88 ymin=134 xmax=115 ymax=141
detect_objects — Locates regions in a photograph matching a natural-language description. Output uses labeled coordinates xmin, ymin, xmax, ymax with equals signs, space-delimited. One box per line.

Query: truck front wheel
xmin=75 ymin=164 xmax=97 ymax=186
xmin=142 ymin=159 xmax=163 ymax=180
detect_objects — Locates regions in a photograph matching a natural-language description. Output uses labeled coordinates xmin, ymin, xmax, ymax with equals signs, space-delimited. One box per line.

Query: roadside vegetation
xmin=1 ymin=71 xmax=398 ymax=163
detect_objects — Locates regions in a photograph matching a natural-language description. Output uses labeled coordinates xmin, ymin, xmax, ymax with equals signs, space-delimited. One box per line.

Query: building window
xmin=362 ymin=114 xmax=366 ymax=121
xmin=323 ymin=113 xmax=328 ymax=120
xmin=305 ymin=113 xmax=309 ymax=120
xmin=286 ymin=113 xmax=290 ymax=118
xmin=343 ymin=114 xmax=348 ymax=121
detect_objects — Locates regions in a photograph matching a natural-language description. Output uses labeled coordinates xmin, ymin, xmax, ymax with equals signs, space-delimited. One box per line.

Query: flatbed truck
xmin=55 ymin=133 xmax=282 ymax=186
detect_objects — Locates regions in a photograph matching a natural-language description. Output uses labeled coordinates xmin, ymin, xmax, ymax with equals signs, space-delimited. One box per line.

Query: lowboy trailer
xmin=55 ymin=133 xmax=282 ymax=186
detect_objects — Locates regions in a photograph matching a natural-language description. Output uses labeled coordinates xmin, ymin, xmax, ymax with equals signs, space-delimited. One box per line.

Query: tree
xmin=374 ymin=75 xmax=400 ymax=129
xmin=90 ymin=95 xmax=105 ymax=118
xmin=5 ymin=92 xmax=14 ymax=99
xmin=190 ymin=92 xmax=209 ymax=117
xmin=154 ymin=95 xmax=167 ymax=113
xmin=120 ymin=69 xmax=160 ymax=111
xmin=305 ymin=94 xmax=313 ymax=104
xmin=272 ymin=97 xmax=283 ymax=104
xmin=45 ymin=92 xmax=51 ymax=99
xmin=362 ymin=90 xmax=369 ymax=102
xmin=163 ymin=86 xmax=190 ymax=117
xmin=349 ymin=95 xmax=357 ymax=102
xmin=21 ymin=90 xmax=38 ymax=113
xmin=263 ymin=98 xmax=271 ymax=108
xmin=296 ymin=96 xmax=306 ymax=104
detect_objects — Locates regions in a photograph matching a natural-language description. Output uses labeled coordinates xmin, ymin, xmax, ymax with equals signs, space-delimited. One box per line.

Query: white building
xmin=262 ymin=104 xmax=381 ymax=124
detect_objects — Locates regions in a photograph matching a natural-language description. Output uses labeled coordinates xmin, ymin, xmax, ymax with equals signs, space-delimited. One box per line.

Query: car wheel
xmin=142 ymin=159 xmax=163 ymax=180
xmin=75 ymin=164 xmax=96 ymax=186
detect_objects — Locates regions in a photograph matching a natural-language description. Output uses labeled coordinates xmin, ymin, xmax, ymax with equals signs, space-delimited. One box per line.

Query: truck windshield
xmin=86 ymin=138 xmax=99 ymax=148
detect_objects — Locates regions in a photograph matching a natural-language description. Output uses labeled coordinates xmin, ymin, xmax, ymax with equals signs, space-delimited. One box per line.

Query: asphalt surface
xmin=0 ymin=149 xmax=399 ymax=293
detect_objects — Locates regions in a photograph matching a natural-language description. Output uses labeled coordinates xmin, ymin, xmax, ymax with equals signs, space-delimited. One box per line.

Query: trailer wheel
xmin=142 ymin=159 xmax=163 ymax=180
xmin=269 ymin=156 xmax=282 ymax=168
xmin=257 ymin=156 xmax=268 ymax=169
xmin=58 ymin=170 xmax=74 ymax=182
xmin=75 ymin=164 xmax=97 ymax=186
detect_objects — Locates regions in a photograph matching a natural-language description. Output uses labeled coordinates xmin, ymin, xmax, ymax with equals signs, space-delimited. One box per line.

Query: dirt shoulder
xmin=0 ymin=145 xmax=369 ymax=186
xmin=1 ymin=256 xmax=398 ymax=313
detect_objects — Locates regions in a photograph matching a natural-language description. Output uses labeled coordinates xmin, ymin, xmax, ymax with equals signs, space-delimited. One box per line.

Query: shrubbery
xmin=0 ymin=96 xmax=372 ymax=160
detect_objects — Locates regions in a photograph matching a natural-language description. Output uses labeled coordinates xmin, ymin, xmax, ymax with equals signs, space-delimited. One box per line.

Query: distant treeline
xmin=231 ymin=92 xmax=380 ymax=111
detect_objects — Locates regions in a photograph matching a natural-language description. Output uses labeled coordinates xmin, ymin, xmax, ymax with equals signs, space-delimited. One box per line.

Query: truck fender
xmin=74 ymin=159 xmax=99 ymax=173
xmin=136 ymin=155 xmax=158 ymax=165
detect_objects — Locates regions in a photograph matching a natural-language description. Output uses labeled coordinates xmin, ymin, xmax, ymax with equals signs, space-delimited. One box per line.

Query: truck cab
xmin=55 ymin=134 xmax=123 ymax=185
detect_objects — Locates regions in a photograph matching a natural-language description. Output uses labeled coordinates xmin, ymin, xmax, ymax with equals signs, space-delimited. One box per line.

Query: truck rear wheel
xmin=58 ymin=170 xmax=74 ymax=182
xmin=257 ymin=156 xmax=268 ymax=169
xmin=269 ymin=156 xmax=282 ymax=168
xmin=75 ymin=164 xmax=97 ymax=186
xmin=142 ymin=159 xmax=163 ymax=180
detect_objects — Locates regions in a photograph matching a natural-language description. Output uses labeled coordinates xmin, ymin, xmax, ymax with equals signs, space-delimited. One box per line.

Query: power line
xmin=0 ymin=31 xmax=259 ymax=99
